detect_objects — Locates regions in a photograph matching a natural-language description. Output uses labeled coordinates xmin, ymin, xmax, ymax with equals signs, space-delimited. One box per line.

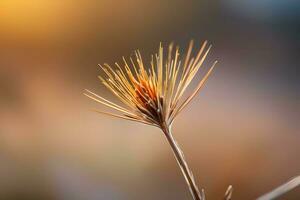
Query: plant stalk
xmin=162 ymin=125 xmax=202 ymax=200
xmin=257 ymin=176 xmax=300 ymax=200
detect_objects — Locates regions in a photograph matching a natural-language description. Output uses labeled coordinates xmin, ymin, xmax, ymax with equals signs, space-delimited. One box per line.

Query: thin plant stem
xmin=257 ymin=176 xmax=300 ymax=200
xmin=162 ymin=125 xmax=202 ymax=200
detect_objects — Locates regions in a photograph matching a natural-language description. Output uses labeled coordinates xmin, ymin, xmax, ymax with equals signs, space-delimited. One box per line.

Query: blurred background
xmin=0 ymin=0 xmax=299 ymax=199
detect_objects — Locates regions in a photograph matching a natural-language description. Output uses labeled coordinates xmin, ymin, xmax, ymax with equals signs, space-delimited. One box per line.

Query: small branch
xmin=224 ymin=185 xmax=233 ymax=200
xmin=162 ymin=125 xmax=202 ymax=200
xmin=257 ymin=176 xmax=300 ymax=200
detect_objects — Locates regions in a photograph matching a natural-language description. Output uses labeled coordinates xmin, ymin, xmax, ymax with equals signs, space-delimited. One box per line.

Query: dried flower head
xmin=85 ymin=40 xmax=219 ymax=200
xmin=85 ymin=40 xmax=217 ymax=129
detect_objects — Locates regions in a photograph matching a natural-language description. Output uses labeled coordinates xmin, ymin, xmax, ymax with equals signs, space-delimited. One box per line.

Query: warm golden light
xmin=0 ymin=1 xmax=69 ymax=38
xmin=1 ymin=0 xmax=299 ymax=199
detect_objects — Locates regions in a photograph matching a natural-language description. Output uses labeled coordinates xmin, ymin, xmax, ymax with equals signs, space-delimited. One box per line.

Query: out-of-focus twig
xmin=257 ymin=176 xmax=300 ymax=200
xmin=224 ymin=185 xmax=233 ymax=200
xmin=201 ymin=189 xmax=206 ymax=200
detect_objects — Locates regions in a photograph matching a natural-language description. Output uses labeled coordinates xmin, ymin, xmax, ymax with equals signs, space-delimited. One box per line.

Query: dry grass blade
xmin=91 ymin=109 xmax=157 ymax=127
xmin=172 ymin=60 xmax=217 ymax=120
xmin=257 ymin=176 xmax=300 ymax=200
xmin=224 ymin=185 xmax=233 ymax=200
xmin=201 ymin=189 xmax=206 ymax=200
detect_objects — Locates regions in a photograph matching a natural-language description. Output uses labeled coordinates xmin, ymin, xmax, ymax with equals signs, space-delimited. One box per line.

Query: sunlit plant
xmin=85 ymin=40 xmax=299 ymax=200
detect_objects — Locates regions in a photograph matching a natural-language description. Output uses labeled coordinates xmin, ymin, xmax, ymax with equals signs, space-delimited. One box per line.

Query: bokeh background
xmin=0 ymin=0 xmax=299 ymax=199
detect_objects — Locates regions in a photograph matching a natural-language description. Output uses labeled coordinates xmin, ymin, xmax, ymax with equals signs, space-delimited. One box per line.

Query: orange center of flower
xmin=134 ymin=80 xmax=163 ymax=123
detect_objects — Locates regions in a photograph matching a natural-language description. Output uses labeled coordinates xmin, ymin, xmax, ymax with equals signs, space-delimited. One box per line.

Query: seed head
xmin=85 ymin=41 xmax=217 ymax=128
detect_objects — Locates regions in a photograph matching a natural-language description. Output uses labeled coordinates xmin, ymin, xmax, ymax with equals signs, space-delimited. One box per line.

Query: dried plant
xmin=257 ymin=176 xmax=300 ymax=200
xmin=85 ymin=40 xmax=300 ymax=199
xmin=85 ymin=40 xmax=218 ymax=200
xmin=224 ymin=185 xmax=233 ymax=200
